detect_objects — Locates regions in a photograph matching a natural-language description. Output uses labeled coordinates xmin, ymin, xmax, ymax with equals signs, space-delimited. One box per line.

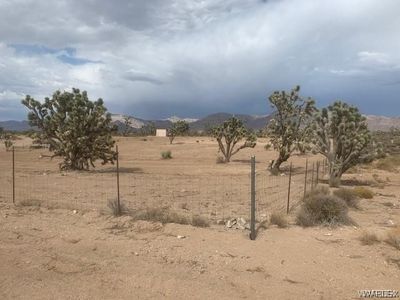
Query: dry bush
xmin=18 ymin=199 xmax=41 ymax=207
xmin=107 ymin=199 xmax=128 ymax=216
xmin=353 ymin=187 xmax=374 ymax=199
xmin=216 ymin=156 xmax=225 ymax=164
xmin=359 ymin=231 xmax=380 ymax=245
xmin=375 ymin=155 xmax=400 ymax=172
xmin=296 ymin=186 xmax=353 ymax=227
xmin=161 ymin=150 xmax=172 ymax=159
xmin=191 ymin=215 xmax=210 ymax=227
xmin=333 ymin=188 xmax=360 ymax=209
xmin=385 ymin=227 xmax=400 ymax=250
xmin=132 ymin=207 xmax=189 ymax=225
xmin=270 ymin=212 xmax=288 ymax=228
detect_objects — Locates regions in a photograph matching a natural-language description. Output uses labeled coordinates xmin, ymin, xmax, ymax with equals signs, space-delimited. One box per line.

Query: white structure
xmin=156 ymin=129 xmax=167 ymax=137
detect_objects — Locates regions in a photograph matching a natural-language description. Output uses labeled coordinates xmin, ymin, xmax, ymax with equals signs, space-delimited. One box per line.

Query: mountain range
xmin=1 ymin=113 xmax=399 ymax=132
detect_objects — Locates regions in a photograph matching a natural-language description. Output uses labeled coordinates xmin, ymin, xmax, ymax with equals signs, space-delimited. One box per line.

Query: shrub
xmin=385 ymin=227 xmax=400 ymax=250
xmin=132 ymin=207 xmax=189 ymax=225
xmin=296 ymin=187 xmax=352 ymax=227
xmin=107 ymin=198 xmax=128 ymax=216
xmin=375 ymin=155 xmax=400 ymax=172
xmin=353 ymin=187 xmax=374 ymax=199
xmin=333 ymin=188 xmax=360 ymax=209
xmin=216 ymin=156 xmax=225 ymax=164
xmin=359 ymin=231 xmax=380 ymax=245
xmin=161 ymin=150 xmax=172 ymax=159
xmin=191 ymin=215 xmax=210 ymax=227
xmin=19 ymin=199 xmax=41 ymax=207
xmin=270 ymin=212 xmax=288 ymax=228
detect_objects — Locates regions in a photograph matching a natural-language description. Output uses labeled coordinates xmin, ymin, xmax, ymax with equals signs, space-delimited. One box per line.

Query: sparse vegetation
xmin=107 ymin=199 xmax=128 ymax=216
xmin=375 ymin=155 xmax=400 ymax=172
xmin=191 ymin=215 xmax=210 ymax=227
xmin=266 ymin=86 xmax=316 ymax=172
xmin=161 ymin=150 xmax=172 ymax=159
xmin=296 ymin=186 xmax=353 ymax=227
xmin=122 ymin=116 xmax=133 ymax=136
xmin=312 ymin=101 xmax=371 ymax=187
xmin=212 ymin=117 xmax=256 ymax=163
xmin=333 ymin=188 xmax=360 ymax=209
xmin=352 ymin=187 xmax=374 ymax=199
xmin=22 ymin=88 xmax=117 ymax=170
xmin=269 ymin=212 xmax=289 ymax=228
xmin=359 ymin=231 xmax=380 ymax=245
xmin=18 ymin=199 xmax=41 ymax=207
xmin=385 ymin=227 xmax=400 ymax=250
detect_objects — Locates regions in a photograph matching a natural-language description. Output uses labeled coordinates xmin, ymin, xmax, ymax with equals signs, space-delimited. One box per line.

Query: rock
xmin=226 ymin=219 xmax=236 ymax=228
xmin=177 ymin=235 xmax=186 ymax=239
xmin=72 ymin=210 xmax=78 ymax=214
xmin=216 ymin=220 xmax=225 ymax=225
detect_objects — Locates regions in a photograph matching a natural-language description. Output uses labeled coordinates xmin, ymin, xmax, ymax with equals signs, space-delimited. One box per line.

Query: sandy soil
xmin=0 ymin=136 xmax=399 ymax=299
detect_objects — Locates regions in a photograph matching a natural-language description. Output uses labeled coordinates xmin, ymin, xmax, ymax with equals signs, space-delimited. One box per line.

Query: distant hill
xmin=1 ymin=113 xmax=399 ymax=132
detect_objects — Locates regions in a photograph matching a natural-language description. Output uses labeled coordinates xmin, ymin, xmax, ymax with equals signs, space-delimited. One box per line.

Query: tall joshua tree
xmin=168 ymin=120 xmax=189 ymax=144
xmin=22 ymin=88 xmax=117 ymax=170
xmin=212 ymin=117 xmax=256 ymax=162
xmin=312 ymin=101 xmax=371 ymax=187
xmin=266 ymin=86 xmax=316 ymax=172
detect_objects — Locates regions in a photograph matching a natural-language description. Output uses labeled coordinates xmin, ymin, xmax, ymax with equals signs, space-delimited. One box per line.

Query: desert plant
xmin=266 ymin=86 xmax=316 ymax=172
xmin=107 ymin=199 xmax=128 ymax=216
xmin=22 ymin=88 xmax=117 ymax=170
xmin=333 ymin=188 xmax=360 ymax=209
xmin=168 ymin=120 xmax=189 ymax=144
xmin=161 ymin=150 xmax=172 ymax=159
xmin=191 ymin=215 xmax=210 ymax=227
xmin=270 ymin=212 xmax=289 ymax=228
xmin=140 ymin=122 xmax=156 ymax=136
xmin=375 ymin=155 xmax=400 ymax=172
xmin=132 ymin=207 xmax=190 ymax=225
xmin=352 ymin=187 xmax=374 ymax=199
xmin=312 ymin=101 xmax=371 ymax=187
xmin=296 ymin=186 xmax=352 ymax=227
xmin=385 ymin=227 xmax=400 ymax=250
xmin=212 ymin=117 xmax=256 ymax=163
xmin=359 ymin=231 xmax=380 ymax=245
xmin=122 ymin=116 xmax=133 ymax=136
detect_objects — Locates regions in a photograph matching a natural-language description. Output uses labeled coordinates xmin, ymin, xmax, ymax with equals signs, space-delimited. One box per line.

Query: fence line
xmin=0 ymin=146 xmax=328 ymax=238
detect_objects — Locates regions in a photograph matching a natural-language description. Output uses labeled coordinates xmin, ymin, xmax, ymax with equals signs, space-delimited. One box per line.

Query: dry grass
xmin=358 ymin=231 xmax=380 ymax=245
xmin=131 ymin=207 xmax=209 ymax=228
xmin=18 ymin=199 xmax=41 ymax=207
xmin=107 ymin=199 xmax=128 ymax=216
xmin=296 ymin=187 xmax=353 ymax=227
xmin=375 ymin=155 xmax=400 ymax=172
xmin=385 ymin=227 xmax=400 ymax=250
xmin=333 ymin=188 xmax=360 ymax=209
xmin=269 ymin=212 xmax=289 ymax=228
xmin=352 ymin=187 xmax=374 ymax=199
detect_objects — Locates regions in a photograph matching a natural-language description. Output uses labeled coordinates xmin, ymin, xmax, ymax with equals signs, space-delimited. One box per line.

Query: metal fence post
xmin=250 ymin=156 xmax=256 ymax=240
xmin=303 ymin=159 xmax=308 ymax=198
xmin=286 ymin=162 xmax=292 ymax=214
xmin=116 ymin=145 xmax=121 ymax=215
xmin=316 ymin=161 xmax=320 ymax=186
xmin=12 ymin=146 xmax=15 ymax=205
xmin=311 ymin=162 xmax=315 ymax=190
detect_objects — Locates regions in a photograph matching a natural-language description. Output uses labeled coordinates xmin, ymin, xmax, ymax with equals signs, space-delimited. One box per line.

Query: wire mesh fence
xmin=0 ymin=146 xmax=329 ymax=230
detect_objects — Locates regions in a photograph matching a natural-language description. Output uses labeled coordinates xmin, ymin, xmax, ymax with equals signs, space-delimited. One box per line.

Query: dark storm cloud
xmin=0 ymin=0 xmax=399 ymax=121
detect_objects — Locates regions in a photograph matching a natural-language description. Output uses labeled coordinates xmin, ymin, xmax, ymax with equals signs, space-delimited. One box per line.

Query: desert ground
xmin=0 ymin=136 xmax=399 ymax=299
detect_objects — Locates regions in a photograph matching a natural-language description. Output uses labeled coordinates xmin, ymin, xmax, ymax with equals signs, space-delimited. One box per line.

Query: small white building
xmin=156 ymin=129 xmax=167 ymax=137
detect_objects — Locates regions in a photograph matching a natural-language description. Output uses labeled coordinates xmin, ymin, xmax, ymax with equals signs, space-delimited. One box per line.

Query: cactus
xmin=312 ymin=101 xmax=371 ymax=186
xmin=168 ymin=120 xmax=189 ymax=144
xmin=266 ymin=86 xmax=316 ymax=172
xmin=22 ymin=88 xmax=117 ymax=170
xmin=212 ymin=117 xmax=256 ymax=163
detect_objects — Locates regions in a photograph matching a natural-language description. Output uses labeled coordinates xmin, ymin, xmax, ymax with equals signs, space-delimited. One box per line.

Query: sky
xmin=0 ymin=0 xmax=399 ymax=121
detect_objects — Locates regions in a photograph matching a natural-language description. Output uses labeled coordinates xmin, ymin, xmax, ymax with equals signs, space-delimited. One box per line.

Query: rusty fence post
xmin=250 ymin=156 xmax=256 ymax=240
xmin=287 ymin=162 xmax=292 ymax=214
xmin=303 ymin=159 xmax=308 ymax=198
xmin=116 ymin=145 xmax=121 ymax=215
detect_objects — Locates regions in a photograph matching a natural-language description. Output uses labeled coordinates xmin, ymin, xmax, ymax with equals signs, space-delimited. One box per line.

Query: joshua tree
xmin=312 ymin=101 xmax=371 ymax=187
xmin=22 ymin=88 xmax=117 ymax=170
xmin=168 ymin=120 xmax=189 ymax=144
xmin=140 ymin=122 xmax=156 ymax=136
xmin=0 ymin=128 xmax=13 ymax=151
xmin=266 ymin=86 xmax=316 ymax=172
xmin=212 ymin=117 xmax=256 ymax=163
xmin=122 ymin=116 xmax=133 ymax=136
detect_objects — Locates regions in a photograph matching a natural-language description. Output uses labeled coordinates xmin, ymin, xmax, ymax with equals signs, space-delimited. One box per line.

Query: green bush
xmin=161 ymin=150 xmax=172 ymax=159
xmin=296 ymin=187 xmax=352 ymax=227
xmin=333 ymin=188 xmax=360 ymax=209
